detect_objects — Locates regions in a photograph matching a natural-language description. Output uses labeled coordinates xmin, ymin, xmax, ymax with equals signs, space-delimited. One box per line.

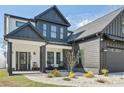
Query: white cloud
xmin=67 ymin=14 xmax=97 ymax=30
xmin=76 ymin=19 xmax=91 ymax=28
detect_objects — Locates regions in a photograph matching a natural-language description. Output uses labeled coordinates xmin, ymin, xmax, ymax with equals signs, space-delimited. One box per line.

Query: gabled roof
xmin=71 ymin=7 xmax=124 ymax=41
xmin=34 ymin=5 xmax=70 ymax=27
xmin=5 ymin=22 xmax=45 ymax=42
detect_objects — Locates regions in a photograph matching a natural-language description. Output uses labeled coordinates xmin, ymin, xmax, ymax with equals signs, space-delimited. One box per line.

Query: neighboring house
xmin=4 ymin=6 xmax=124 ymax=75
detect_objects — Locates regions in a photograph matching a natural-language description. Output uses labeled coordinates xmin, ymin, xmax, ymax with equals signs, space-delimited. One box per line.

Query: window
xmin=47 ymin=52 xmax=54 ymax=65
xmin=60 ymin=27 xmax=64 ymax=39
xmin=51 ymin=26 xmax=56 ymax=38
xmin=43 ymin=24 xmax=47 ymax=37
xmin=122 ymin=18 xmax=124 ymax=33
xmin=56 ymin=52 xmax=61 ymax=64
xmin=16 ymin=21 xmax=25 ymax=27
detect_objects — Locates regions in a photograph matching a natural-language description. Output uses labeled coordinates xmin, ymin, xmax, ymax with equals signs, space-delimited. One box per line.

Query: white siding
xmin=79 ymin=39 xmax=100 ymax=68
xmin=5 ymin=16 xmax=35 ymax=35
xmin=12 ymin=43 xmax=40 ymax=70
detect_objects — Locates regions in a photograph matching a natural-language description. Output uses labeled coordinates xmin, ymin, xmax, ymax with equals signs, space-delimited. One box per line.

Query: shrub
xmin=68 ymin=72 xmax=76 ymax=78
xmin=51 ymin=69 xmax=62 ymax=77
xmin=63 ymin=77 xmax=71 ymax=81
xmin=83 ymin=71 xmax=94 ymax=78
xmin=101 ymin=69 xmax=109 ymax=76
xmin=47 ymin=73 xmax=54 ymax=78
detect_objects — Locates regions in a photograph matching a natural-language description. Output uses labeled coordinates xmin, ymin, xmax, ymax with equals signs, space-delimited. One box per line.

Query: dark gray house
xmin=4 ymin=6 xmax=124 ymax=75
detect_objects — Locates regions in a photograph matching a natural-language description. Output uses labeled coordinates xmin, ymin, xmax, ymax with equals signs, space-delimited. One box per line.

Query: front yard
xmin=25 ymin=70 xmax=124 ymax=87
xmin=0 ymin=69 xmax=61 ymax=87
xmin=1 ymin=69 xmax=124 ymax=87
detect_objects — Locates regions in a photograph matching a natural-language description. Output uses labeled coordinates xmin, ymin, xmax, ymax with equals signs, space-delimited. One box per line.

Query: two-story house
xmin=4 ymin=6 xmax=72 ymax=75
xmin=4 ymin=6 xmax=124 ymax=75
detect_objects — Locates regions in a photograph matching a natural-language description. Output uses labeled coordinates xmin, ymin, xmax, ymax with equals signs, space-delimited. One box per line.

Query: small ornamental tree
xmin=65 ymin=45 xmax=80 ymax=72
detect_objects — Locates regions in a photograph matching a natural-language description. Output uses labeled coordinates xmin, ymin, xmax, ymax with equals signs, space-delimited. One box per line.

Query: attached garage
xmin=105 ymin=48 xmax=124 ymax=72
xmin=79 ymin=39 xmax=100 ymax=73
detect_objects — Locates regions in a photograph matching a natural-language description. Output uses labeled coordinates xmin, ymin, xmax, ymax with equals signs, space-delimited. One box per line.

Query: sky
xmin=0 ymin=5 xmax=122 ymax=63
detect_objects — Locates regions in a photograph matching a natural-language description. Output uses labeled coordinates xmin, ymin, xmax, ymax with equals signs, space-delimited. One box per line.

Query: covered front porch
xmin=7 ymin=38 xmax=46 ymax=75
xmin=7 ymin=39 xmax=72 ymax=75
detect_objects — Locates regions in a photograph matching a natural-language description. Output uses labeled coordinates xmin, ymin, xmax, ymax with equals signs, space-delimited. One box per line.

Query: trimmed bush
xmin=51 ymin=69 xmax=62 ymax=77
xmin=101 ymin=69 xmax=109 ymax=76
xmin=68 ymin=72 xmax=76 ymax=78
xmin=47 ymin=73 xmax=54 ymax=78
xmin=83 ymin=71 xmax=94 ymax=78
xmin=63 ymin=77 xmax=71 ymax=81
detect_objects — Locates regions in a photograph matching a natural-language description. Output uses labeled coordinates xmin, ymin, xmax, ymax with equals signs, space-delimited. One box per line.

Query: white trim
xmin=8 ymin=39 xmax=45 ymax=46
xmin=46 ymin=44 xmax=72 ymax=49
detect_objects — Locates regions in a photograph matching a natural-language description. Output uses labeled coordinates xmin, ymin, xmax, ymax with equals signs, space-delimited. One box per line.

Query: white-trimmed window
xmin=43 ymin=24 xmax=47 ymax=37
xmin=51 ymin=26 xmax=56 ymax=38
xmin=60 ymin=27 xmax=64 ymax=39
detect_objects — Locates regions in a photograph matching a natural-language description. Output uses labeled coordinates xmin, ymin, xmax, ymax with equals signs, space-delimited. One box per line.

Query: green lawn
xmin=0 ymin=69 xmax=61 ymax=87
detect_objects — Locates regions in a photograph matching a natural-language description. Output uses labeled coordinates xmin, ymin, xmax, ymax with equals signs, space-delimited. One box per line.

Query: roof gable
xmin=72 ymin=7 xmax=124 ymax=41
xmin=35 ymin=6 xmax=70 ymax=27
xmin=5 ymin=22 xmax=45 ymax=42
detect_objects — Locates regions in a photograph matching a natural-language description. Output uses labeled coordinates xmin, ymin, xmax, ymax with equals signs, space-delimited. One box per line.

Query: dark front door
xmin=20 ymin=52 xmax=27 ymax=71
xmin=16 ymin=52 xmax=31 ymax=71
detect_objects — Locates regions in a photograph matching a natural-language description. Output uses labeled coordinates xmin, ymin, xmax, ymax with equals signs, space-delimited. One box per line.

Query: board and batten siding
xmin=104 ymin=12 xmax=124 ymax=37
xmin=79 ymin=39 xmax=100 ymax=69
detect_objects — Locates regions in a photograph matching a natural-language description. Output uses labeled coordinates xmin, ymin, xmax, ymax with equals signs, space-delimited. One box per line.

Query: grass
xmin=0 ymin=69 xmax=61 ymax=87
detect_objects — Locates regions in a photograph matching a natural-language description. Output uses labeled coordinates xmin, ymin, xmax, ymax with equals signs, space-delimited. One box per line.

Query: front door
xmin=16 ymin=52 xmax=30 ymax=71
xmin=20 ymin=52 xmax=27 ymax=71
